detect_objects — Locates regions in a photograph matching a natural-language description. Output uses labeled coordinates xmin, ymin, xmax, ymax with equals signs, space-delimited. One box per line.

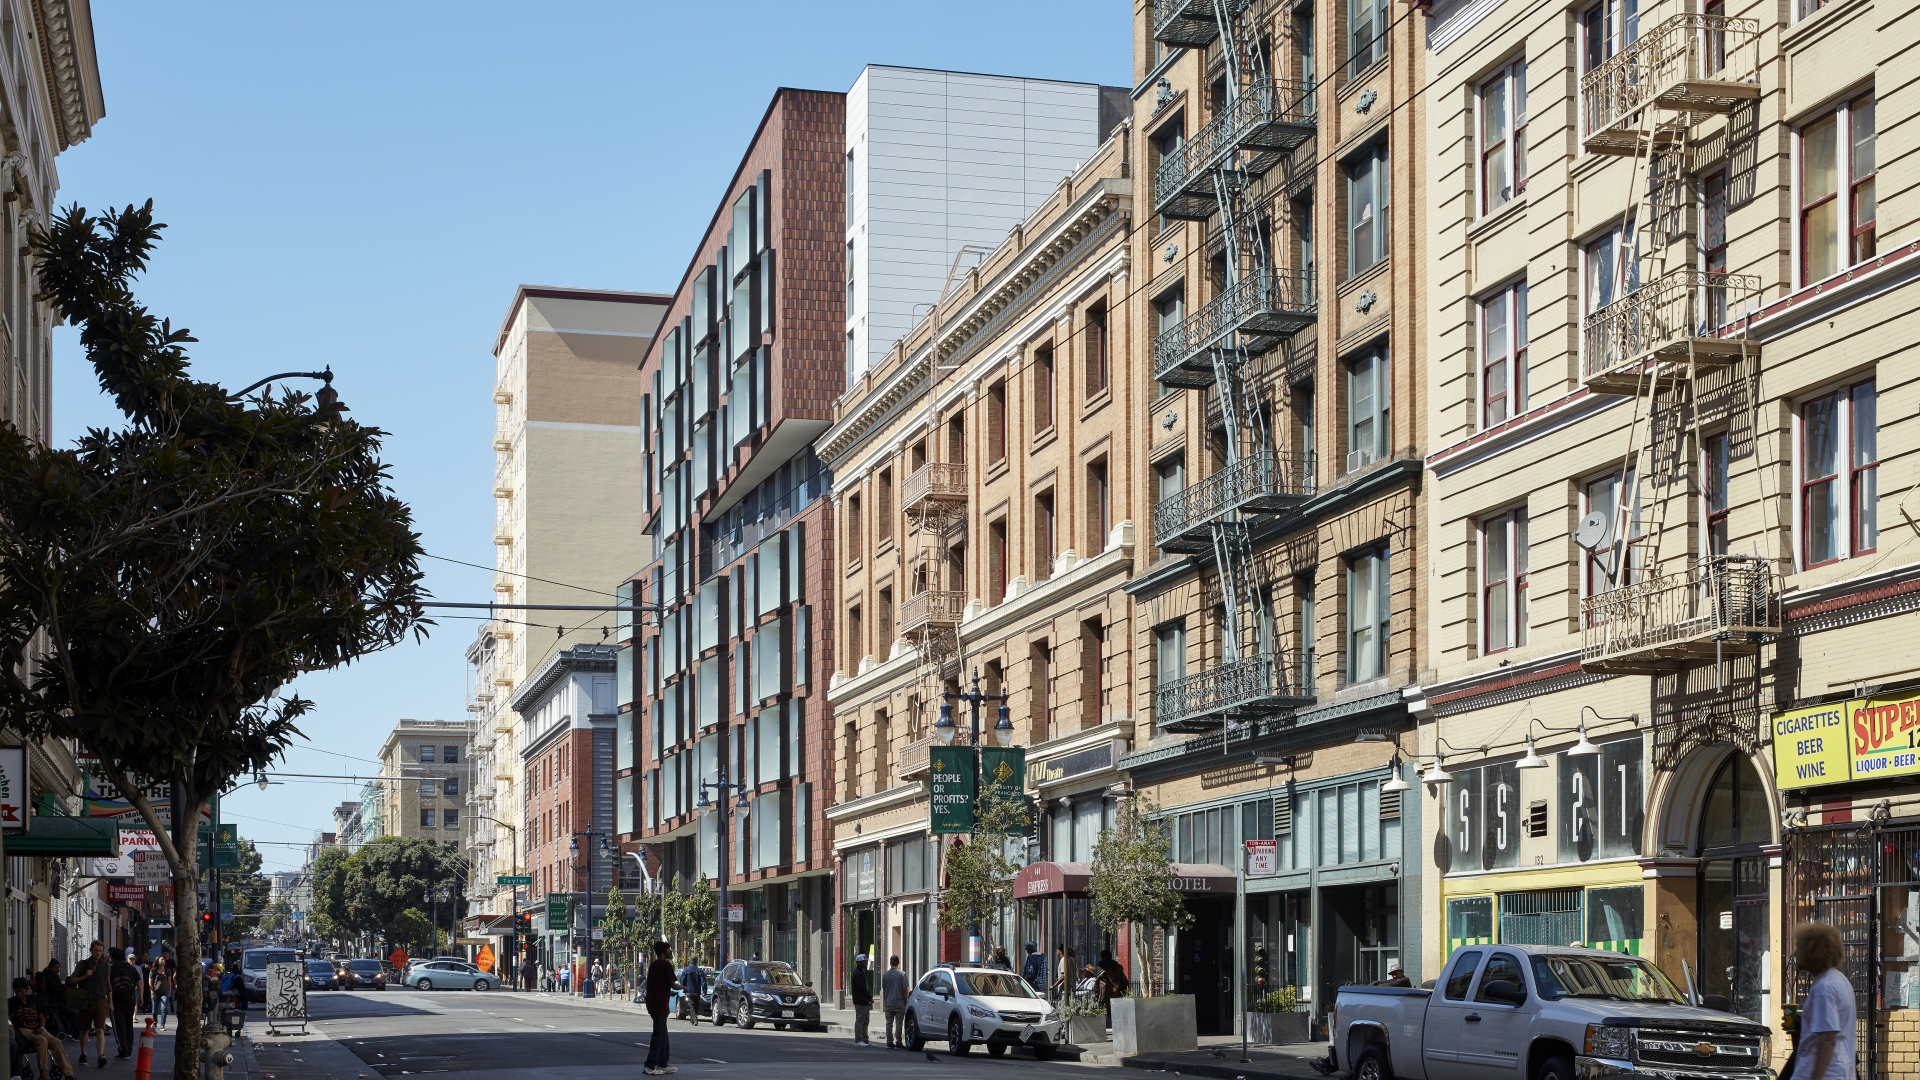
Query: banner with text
xmin=929 ymin=748 xmax=977 ymax=835
xmin=1775 ymin=689 xmax=1920 ymax=789
xmin=979 ymin=747 xmax=1026 ymax=835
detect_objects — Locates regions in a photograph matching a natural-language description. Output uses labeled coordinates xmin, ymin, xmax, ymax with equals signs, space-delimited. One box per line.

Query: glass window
xmin=1581 ymin=0 xmax=1639 ymax=75
xmin=1349 ymin=0 xmax=1384 ymax=73
xmin=1347 ymin=145 xmax=1390 ymax=275
xmin=443 ymin=777 xmax=459 ymax=797
xmin=1347 ymin=545 xmax=1391 ymax=682
xmin=1155 ymin=621 xmax=1186 ymax=690
xmin=419 ymin=778 xmax=435 ymax=796
xmin=1586 ymin=886 xmax=1645 ymax=946
xmin=420 ymin=808 xmax=435 ymax=828
xmin=443 ymin=808 xmax=458 ymax=828
xmin=1703 ymin=171 xmax=1730 ymax=327
xmin=1481 ymin=508 xmax=1528 ymax=653
xmin=1705 ymin=431 xmax=1731 ymax=557
xmin=1152 ymin=286 xmax=1184 ymax=397
xmin=1800 ymin=381 xmax=1877 ymax=566
xmin=1445 ymin=951 xmax=1484 ymax=999
xmin=1583 ymin=469 xmax=1643 ymax=595
xmin=419 ymin=745 xmax=435 ymax=764
xmin=1033 ymin=343 xmax=1054 ymax=429
xmin=1480 ymin=281 xmax=1528 ymax=426
xmin=1583 ymin=221 xmax=1640 ymax=320
xmin=1476 ymin=954 xmax=1525 ymax=1001
xmin=1481 ymin=63 xmax=1528 ymax=213
xmin=1800 ymin=96 xmax=1875 ymax=285
xmin=444 ymin=745 xmax=459 ymax=764
xmin=1347 ymin=347 xmax=1389 ymax=466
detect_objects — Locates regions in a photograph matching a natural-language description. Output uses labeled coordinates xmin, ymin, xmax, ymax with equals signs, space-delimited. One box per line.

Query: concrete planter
xmin=1247 ymin=1010 xmax=1311 ymax=1044
xmin=1068 ymin=1014 xmax=1110 ymax=1045
xmin=1111 ymin=995 xmax=1197 ymax=1056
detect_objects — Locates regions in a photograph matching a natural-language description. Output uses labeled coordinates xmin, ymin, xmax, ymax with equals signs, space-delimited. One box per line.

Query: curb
xmin=1115 ymin=1054 xmax=1330 ymax=1080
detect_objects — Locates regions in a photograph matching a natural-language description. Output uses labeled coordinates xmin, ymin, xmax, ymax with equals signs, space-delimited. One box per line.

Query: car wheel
xmin=740 ymin=1001 xmax=758 ymax=1029
xmin=1354 ymin=1047 xmax=1392 ymax=1080
xmin=417 ymin=979 xmax=433 ymax=992
xmin=1033 ymin=1044 xmax=1057 ymax=1062
xmin=1535 ymin=1055 xmax=1577 ymax=1080
xmin=904 ymin=1011 xmax=926 ymax=1051
xmin=947 ymin=1014 xmax=969 ymax=1056
xmin=987 ymin=1043 xmax=1007 ymax=1058
xmin=474 ymin=979 xmax=490 ymax=992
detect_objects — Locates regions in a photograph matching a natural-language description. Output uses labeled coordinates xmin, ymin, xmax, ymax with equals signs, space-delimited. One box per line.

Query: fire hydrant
xmin=200 ymin=1008 xmax=243 ymax=1080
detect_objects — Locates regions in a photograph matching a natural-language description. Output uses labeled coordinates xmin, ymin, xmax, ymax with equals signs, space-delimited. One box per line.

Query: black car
xmin=341 ymin=958 xmax=386 ymax=990
xmin=711 ymin=961 xmax=821 ymax=1030
xmin=304 ymin=959 xmax=339 ymax=991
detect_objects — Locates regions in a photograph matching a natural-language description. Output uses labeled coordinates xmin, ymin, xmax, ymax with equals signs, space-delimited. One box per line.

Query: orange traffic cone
xmin=134 ymin=1017 xmax=155 ymax=1080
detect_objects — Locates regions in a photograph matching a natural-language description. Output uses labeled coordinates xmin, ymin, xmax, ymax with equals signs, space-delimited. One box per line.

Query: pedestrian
xmin=148 ymin=958 xmax=173 ymax=1031
xmin=558 ymin=965 xmax=571 ymax=994
xmin=849 ymin=953 xmax=874 ymax=1047
xmin=989 ymin=946 xmax=1011 ymax=971
xmin=1049 ymin=944 xmax=1076 ymax=1002
xmin=35 ymin=959 xmax=75 ymax=1040
xmin=1076 ymin=964 xmax=1099 ymax=1001
xmin=11 ymin=976 xmax=74 ymax=1080
xmin=881 ymin=955 xmax=909 ymax=1049
xmin=678 ymin=957 xmax=706 ymax=1025
xmin=1021 ymin=942 xmax=1046 ymax=993
xmin=1790 ymin=922 xmax=1854 ymax=1080
xmin=1097 ymin=949 xmax=1129 ymax=1016
xmin=1371 ymin=963 xmax=1410 ymax=988
xmin=519 ymin=956 xmax=536 ymax=993
xmin=108 ymin=949 xmax=139 ymax=1059
xmin=68 ymin=939 xmax=111 ymax=1069
xmin=642 ymin=941 xmax=679 ymax=1076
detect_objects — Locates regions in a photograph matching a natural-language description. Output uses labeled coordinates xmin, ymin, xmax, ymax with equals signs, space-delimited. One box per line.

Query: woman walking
xmin=1790 ymin=922 xmax=1854 ymax=1080
xmin=147 ymin=957 xmax=173 ymax=1030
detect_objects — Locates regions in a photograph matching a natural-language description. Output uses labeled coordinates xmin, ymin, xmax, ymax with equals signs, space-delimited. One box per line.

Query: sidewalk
xmin=1077 ymin=1035 xmax=1334 ymax=1080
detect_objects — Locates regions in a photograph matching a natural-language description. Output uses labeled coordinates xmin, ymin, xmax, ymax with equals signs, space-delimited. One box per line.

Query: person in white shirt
xmin=1792 ymin=922 xmax=1855 ymax=1080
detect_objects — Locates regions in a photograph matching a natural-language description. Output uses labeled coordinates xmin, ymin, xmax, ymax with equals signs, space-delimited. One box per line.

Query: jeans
xmin=853 ymin=1003 xmax=870 ymax=1044
xmin=884 ymin=1007 xmax=904 ymax=1046
xmin=644 ymin=1011 xmax=670 ymax=1069
xmin=153 ymin=994 xmax=170 ymax=1028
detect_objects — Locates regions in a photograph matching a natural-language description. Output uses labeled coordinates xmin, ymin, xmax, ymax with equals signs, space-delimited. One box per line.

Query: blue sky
xmin=51 ymin=2 xmax=1130 ymax=873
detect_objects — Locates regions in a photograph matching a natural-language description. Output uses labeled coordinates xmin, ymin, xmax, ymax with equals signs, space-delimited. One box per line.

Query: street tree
xmin=389 ymin=908 xmax=433 ymax=955
xmin=662 ymin=874 xmax=717 ymax=965
xmin=936 ymin=785 xmax=1030 ymax=959
xmin=0 ymin=201 xmax=429 ymax=1079
xmin=1087 ymin=795 xmax=1192 ymax=996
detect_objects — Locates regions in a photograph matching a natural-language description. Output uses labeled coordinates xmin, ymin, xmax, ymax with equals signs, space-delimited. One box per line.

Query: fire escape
xmin=1152 ymin=0 xmax=1317 ymax=732
xmin=1576 ymin=13 xmax=1783 ymax=673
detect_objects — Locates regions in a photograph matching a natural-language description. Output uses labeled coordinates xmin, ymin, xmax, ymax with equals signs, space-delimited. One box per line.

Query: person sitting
xmin=12 ymin=977 xmax=73 ymax=1080
xmin=1372 ymin=963 xmax=1411 ymax=988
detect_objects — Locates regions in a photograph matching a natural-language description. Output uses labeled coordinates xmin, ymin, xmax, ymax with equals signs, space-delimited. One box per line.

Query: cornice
xmin=817 ymin=178 xmax=1131 ymax=468
xmin=29 ymin=0 xmax=100 ymax=152
xmin=823 ymin=781 xmax=927 ymax=822
xmin=959 ymin=530 xmax=1135 ymax=645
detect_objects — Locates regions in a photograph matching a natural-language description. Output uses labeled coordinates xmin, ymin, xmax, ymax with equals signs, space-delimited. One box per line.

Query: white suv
xmin=903 ymin=964 xmax=1065 ymax=1059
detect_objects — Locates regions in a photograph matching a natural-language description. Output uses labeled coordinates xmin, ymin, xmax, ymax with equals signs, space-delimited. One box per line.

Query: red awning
xmin=1013 ymin=862 xmax=1093 ymax=899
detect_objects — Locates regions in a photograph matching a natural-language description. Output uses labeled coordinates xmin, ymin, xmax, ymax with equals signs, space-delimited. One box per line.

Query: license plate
xmin=782 ymin=1009 xmax=795 ymax=1018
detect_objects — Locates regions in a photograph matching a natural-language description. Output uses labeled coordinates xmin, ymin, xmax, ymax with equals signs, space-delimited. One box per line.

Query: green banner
xmin=545 ymin=893 xmax=569 ymax=931
xmin=929 ymin=746 xmax=977 ymax=835
xmin=979 ymin=747 xmax=1026 ymax=835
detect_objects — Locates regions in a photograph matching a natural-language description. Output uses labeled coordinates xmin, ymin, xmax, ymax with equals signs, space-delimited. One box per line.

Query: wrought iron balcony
xmin=904 ymin=461 xmax=967 ymax=518
xmin=1154 ymin=451 xmax=1316 ymax=554
xmin=1153 ymin=268 xmax=1315 ymax=387
xmin=1581 ymin=268 xmax=1760 ymax=394
xmin=1581 ymin=555 xmax=1782 ymax=673
xmin=1583 ymin=14 xmax=1760 ymax=154
xmin=899 ymin=589 xmax=966 ymax=637
xmin=1154 ymin=82 xmax=1316 ymax=221
xmin=1153 ymin=0 xmax=1247 ymax=48
xmin=1156 ymin=652 xmax=1312 ymax=732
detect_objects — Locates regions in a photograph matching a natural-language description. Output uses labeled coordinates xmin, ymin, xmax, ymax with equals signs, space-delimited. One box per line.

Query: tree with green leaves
xmin=389 ymin=908 xmax=433 ymax=955
xmin=311 ymin=836 xmax=466 ymax=952
xmin=0 ymin=202 xmax=426 ymax=1079
xmin=936 ymin=785 xmax=1030 ymax=958
xmin=662 ymin=874 xmax=717 ymax=965
xmin=1087 ymin=795 xmax=1191 ymax=997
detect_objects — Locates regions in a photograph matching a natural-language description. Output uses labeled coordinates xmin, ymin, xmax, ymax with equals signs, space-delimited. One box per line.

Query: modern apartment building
xmin=818 ymin=125 xmax=1135 ymax=991
xmin=472 ymin=286 xmax=669 ymax=932
xmin=374 ymin=719 xmax=475 ymax=842
xmin=843 ymin=65 xmax=1127 ymax=386
xmin=1119 ymin=0 xmax=1428 ymax=1033
xmin=623 ymin=87 xmax=846 ymax=987
xmin=1418 ymin=0 xmax=1920 ymax=1070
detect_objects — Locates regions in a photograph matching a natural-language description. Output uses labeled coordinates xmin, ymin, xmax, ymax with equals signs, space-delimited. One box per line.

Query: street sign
xmin=591 ymin=927 xmax=605 ymax=940
xmin=130 ymin=850 xmax=170 ymax=886
xmin=118 ymin=828 xmax=160 ymax=852
xmin=545 ymin=893 xmax=569 ymax=931
xmin=496 ymin=874 xmax=532 ymax=886
xmin=727 ymin=904 xmax=744 ymax=923
xmin=0 ymin=746 xmax=25 ymax=834
xmin=107 ymin=883 xmax=145 ymax=903
xmin=979 ymin=747 xmax=1026 ymax=835
xmin=1245 ymin=839 xmax=1278 ymax=878
xmin=929 ymin=748 xmax=977 ymax=835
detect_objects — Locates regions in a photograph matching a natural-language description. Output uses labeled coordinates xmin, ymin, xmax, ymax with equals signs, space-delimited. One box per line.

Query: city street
xmin=246 ymin=988 xmax=1095 ymax=1080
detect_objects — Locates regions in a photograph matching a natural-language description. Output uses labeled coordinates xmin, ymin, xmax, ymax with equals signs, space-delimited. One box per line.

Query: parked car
xmin=340 ymin=958 xmax=386 ymax=991
xmin=1333 ymin=945 xmax=1772 ymax=1080
xmin=303 ymin=959 xmax=339 ymax=991
xmin=674 ymin=966 xmax=717 ymax=1022
xmin=710 ymin=961 xmax=821 ymax=1030
xmin=405 ymin=960 xmax=494 ymax=992
xmin=903 ymin=964 xmax=1062 ymax=1059
xmin=237 ymin=947 xmax=299 ymax=1004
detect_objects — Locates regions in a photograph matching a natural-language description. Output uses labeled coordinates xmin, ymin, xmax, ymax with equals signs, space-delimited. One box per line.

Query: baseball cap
xmin=855 ymin=953 xmax=868 ymax=962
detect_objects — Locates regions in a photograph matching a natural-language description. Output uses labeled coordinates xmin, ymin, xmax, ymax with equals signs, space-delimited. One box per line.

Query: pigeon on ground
xmin=1209 ymin=1049 xmax=1228 ymax=1057
xmin=925 ymin=1051 xmax=940 ymax=1062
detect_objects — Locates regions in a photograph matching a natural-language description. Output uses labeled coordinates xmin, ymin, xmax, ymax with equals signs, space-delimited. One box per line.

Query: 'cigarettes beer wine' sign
xmin=1774 ymin=688 xmax=1920 ymax=789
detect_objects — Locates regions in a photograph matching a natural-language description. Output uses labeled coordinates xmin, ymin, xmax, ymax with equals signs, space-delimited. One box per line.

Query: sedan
xmin=304 ymin=960 xmax=339 ymax=991
xmin=341 ymin=959 xmax=386 ymax=990
xmin=711 ymin=961 xmax=821 ymax=1030
xmin=405 ymin=960 xmax=495 ymax=992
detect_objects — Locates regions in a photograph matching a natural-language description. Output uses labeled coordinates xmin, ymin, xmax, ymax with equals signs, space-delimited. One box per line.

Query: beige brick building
xmin=376 ymin=719 xmax=476 ymax=842
xmin=816 ymin=131 xmax=1138 ymax=987
xmin=1415 ymin=0 xmax=1920 ymax=1070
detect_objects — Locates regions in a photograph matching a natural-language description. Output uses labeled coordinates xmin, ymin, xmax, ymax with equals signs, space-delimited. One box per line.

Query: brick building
xmin=373 ymin=718 xmax=475 ymax=842
xmin=622 ymin=87 xmax=846 ymax=986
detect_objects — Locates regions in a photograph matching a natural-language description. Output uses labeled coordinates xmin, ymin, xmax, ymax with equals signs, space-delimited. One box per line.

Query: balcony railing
xmin=904 ymin=461 xmax=967 ymax=517
xmin=1581 ymin=268 xmax=1760 ymax=393
xmin=1153 ymin=0 xmax=1247 ymax=47
xmin=895 ymin=735 xmax=937 ymax=781
xmin=900 ymin=589 xmax=966 ymax=636
xmin=1154 ymin=451 xmax=1316 ymax=553
xmin=1153 ymin=269 xmax=1316 ymax=387
xmin=1154 ymin=82 xmax=1316 ymax=221
xmin=1583 ymin=14 xmax=1760 ymax=154
xmin=1581 ymin=555 xmax=1782 ymax=672
xmin=1155 ymin=651 xmax=1312 ymax=732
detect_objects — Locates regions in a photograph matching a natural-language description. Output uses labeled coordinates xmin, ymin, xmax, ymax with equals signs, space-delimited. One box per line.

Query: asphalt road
xmin=255 ymin=987 xmax=1095 ymax=1080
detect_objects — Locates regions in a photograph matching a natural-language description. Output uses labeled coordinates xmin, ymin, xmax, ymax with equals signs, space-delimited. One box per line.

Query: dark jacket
xmin=1022 ymin=952 xmax=1047 ymax=990
xmin=644 ymin=959 xmax=677 ymax=1017
xmin=110 ymin=959 xmax=140 ymax=1004
xmin=72 ymin=958 xmax=111 ymax=1004
xmin=849 ymin=965 xmax=873 ymax=1006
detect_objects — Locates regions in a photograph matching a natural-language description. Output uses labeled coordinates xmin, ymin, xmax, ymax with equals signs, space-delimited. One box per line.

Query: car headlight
xmin=1044 ymin=1010 xmax=1059 ymax=1023
xmin=799 ymin=994 xmax=816 ymax=1002
xmin=967 ymin=1003 xmax=997 ymax=1020
xmin=1584 ymin=1024 xmax=1632 ymax=1059
xmin=752 ymin=992 xmax=779 ymax=1003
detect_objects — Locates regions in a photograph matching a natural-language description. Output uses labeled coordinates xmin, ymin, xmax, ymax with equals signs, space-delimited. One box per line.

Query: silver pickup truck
xmin=1332 ymin=944 xmax=1772 ymax=1080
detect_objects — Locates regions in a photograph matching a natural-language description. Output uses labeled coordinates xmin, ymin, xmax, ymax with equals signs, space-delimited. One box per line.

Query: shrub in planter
xmin=1060 ymin=994 xmax=1109 ymax=1044
xmin=1247 ymin=986 xmax=1311 ymax=1045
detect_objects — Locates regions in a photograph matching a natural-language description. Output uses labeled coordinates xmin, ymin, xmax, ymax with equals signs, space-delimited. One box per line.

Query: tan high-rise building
xmin=466 ymin=286 xmax=669 ymax=942
xmin=375 ymin=719 xmax=474 ymax=841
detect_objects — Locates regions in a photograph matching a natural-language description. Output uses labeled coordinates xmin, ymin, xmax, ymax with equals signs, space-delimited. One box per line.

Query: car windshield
xmin=245 ymin=951 xmax=296 ymax=969
xmin=350 ymin=961 xmax=381 ymax=971
xmin=957 ymin=972 xmax=1036 ymax=999
xmin=748 ymin=964 xmax=804 ymax=986
xmin=305 ymin=961 xmax=331 ymax=972
xmin=1531 ymin=954 xmax=1686 ymax=1003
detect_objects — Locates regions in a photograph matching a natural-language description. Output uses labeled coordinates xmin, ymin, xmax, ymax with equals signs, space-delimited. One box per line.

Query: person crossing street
xmin=642 ymin=942 xmax=678 ymax=1076
xmin=849 ymin=954 xmax=873 ymax=1047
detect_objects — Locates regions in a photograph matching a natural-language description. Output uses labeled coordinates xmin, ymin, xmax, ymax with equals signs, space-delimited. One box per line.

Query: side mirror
xmin=1485 ymin=981 xmax=1527 ymax=1005
xmin=1701 ymin=994 xmax=1733 ymax=1012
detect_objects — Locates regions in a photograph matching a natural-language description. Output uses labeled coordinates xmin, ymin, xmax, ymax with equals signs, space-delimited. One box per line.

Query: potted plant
xmin=1059 ymin=991 xmax=1110 ymax=1044
xmin=1088 ymin=796 xmax=1198 ymax=1056
xmin=1247 ymin=986 xmax=1311 ymax=1044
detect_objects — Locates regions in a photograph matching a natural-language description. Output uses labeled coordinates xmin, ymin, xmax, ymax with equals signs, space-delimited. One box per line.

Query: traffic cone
xmin=134 ymin=1017 xmax=155 ymax=1080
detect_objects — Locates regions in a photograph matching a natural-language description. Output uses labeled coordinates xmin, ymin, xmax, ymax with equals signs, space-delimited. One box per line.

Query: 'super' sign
xmin=1773 ymin=689 xmax=1920 ymax=789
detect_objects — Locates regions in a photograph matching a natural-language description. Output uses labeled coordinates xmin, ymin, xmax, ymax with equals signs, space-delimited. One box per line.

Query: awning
xmin=461 ymin=913 xmax=519 ymax=933
xmin=1168 ymin=863 xmax=1238 ymax=896
xmin=7 ymin=815 xmax=117 ymax=856
xmin=1011 ymin=861 xmax=1239 ymax=900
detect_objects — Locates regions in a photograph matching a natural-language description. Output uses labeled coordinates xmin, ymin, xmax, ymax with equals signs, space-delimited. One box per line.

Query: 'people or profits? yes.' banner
xmin=1775 ymin=689 xmax=1920 ymax=789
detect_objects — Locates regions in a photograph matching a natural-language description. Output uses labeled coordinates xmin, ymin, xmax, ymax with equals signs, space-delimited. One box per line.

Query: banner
xmin=1775 ymin=689 xmax=1920 ymax=789
xmin=978 ymin=747 xmax=1026 ymax=835
xmin=929 ymin=747 xmax=977 ymax=835
xmin=1774 ymin=699 xmax=1851 ymax=789
xmin=545 ymin=894 xmax=568 ymax=932
xmin=0 ymin=746 xmax=23 ymax=834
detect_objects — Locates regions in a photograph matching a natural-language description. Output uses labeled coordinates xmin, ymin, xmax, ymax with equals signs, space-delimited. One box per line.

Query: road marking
xmin=702 ymin=1058 xmax=727 ymax=1064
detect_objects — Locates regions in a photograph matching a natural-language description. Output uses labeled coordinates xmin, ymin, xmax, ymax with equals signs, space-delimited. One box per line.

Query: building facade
xmin=623 ymin=87 xmax=846 ymax=987
xmin=374 ymin=719 xmax=474 ymax=842
xmin=472 ymin=285 xmax=669 ymax=932
xmin=817 ymin=122 xmax=1135 ymax=993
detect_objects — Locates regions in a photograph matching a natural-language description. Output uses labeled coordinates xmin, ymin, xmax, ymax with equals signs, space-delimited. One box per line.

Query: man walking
xmin=109 ymin=949 xmax=140 ymax=1059
xmin=69 ymin=939 xmax=111 ymax=1068
xmin=642 ymin=941 xmax=678 ymax=1076
xmin=1021 ymin=943 xmax=1047 ymax=993
xmin=849 ymin=953 xmax=874 ymax=1047
xmin=881 ymin=956 xmax=909 ymax=1049
xmin=519 ymin=955 xmax=536 ymax=993
xmin=678 ymin=958 xmax=706 ymax=1025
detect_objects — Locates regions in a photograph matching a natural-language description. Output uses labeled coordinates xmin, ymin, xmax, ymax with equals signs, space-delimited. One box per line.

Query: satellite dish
xmin=1574 ymin=511 xmax=1611 ymax=553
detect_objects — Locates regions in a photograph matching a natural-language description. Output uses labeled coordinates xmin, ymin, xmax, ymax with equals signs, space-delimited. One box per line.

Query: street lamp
xmin=694 ymin=771 xmax=752 ymax=968
xmin=230 ymin=367 xmax=347 ymax=414
xmin=941 ymin=668 xmax=1015 ymax=964
xmin=569 ymin=829 xmax=610 ymax=994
